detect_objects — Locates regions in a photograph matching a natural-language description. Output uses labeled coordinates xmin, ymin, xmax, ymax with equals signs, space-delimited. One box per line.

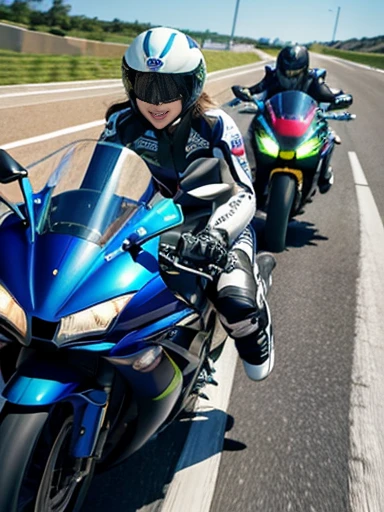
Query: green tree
xmin=46 ymin=0 xmax=71 ymax=28
xmin=9 ymin=0 xmax=31 ymax=24
xmin=110 ymin=18 xmax=124 ymax=33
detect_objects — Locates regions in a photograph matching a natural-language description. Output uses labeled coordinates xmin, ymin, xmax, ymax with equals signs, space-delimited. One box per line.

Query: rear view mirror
xmin=0 ymin=150 xmax=28 ymax=184
xmin=105 ymin=199 xmax=183 ymax=262
xmin=124 ymin=198 xmax=183 ymax=249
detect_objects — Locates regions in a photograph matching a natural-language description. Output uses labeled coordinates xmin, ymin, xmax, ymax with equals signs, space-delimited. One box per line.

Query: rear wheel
xmin=265 ymin=174 xmax=296 ymax=252
xmin=0 ymin=408 xmax=95 ymax=512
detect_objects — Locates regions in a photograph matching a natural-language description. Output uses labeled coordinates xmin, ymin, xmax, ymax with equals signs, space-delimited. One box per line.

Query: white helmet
xmin=122 ymin=27 xmax=206 ymax=114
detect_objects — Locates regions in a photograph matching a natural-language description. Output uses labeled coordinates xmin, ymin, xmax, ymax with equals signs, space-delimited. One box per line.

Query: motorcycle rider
xmin=100 ymin=27 xmax=276 ymax=381
xmin=232 ymin=44 xmax=353 ymax=194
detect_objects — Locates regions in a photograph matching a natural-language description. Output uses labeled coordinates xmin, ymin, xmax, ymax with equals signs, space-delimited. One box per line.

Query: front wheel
xmin=0 ymin=408 xmax=95 ymax=512
xmin=265 ymin=174 xmax=296 ymax=252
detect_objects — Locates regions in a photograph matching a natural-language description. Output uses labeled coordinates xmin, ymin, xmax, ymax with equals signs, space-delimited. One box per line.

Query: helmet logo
xmin=146 ymin=58 xmax=164 ymax=71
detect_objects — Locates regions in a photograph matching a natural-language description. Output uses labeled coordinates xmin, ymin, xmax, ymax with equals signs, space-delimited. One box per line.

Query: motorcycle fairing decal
xmin=152 ymin=352 xmax=182 ymax=401
xmin=110 ymin=308 xmax=194 ymax=356
xmin=270 ymin=168 xmax=303 ymax=188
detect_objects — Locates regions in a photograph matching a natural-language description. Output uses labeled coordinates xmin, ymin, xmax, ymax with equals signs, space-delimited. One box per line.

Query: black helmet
xmin=276 ymin=45 xmax=309 ymax=90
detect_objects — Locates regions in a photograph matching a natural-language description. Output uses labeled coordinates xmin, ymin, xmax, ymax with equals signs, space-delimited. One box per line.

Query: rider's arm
xmin=248 ymin=66 xmax=275 ymax=95
xmin=309 ymin=77 xmax=340 ymax=104
xmin=199 ymin=110 xmax=256 ymax=246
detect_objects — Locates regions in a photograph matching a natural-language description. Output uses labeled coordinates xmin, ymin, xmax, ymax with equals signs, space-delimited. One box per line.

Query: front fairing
xmin=0 ymin=140 xmax=185 ymax=347
xmin=254 ymin=91 xmax=326 ymax=157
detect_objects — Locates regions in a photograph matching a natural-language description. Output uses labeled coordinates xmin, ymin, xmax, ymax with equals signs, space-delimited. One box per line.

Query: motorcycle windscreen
xmin=265 ymin=91 xmax=318 ymax=139
xmin=31 ymin=140 xmax=152 ymax=246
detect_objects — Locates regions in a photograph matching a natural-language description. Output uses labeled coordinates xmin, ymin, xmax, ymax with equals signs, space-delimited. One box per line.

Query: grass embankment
xmin=310 ymin=44 xmax=384 ymax=70
xmin=258 ymin=47 xmax=279 ymax=58
xmin=0 ymin=50 xmax=260 ymax=86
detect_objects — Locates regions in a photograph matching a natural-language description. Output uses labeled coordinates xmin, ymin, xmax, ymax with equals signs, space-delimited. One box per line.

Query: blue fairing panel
xmin=2 ymin=375 xmax=78 ymax=406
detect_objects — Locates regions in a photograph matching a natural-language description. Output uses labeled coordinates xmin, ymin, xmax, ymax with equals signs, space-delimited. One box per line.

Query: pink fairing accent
xmin=272 ymin=118 xmax=310 ymax=137
xmin=269 ymin=104 xmax=317 ymax=138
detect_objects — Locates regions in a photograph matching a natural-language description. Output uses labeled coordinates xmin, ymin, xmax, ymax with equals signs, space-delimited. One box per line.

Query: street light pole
xmin=332 ymin=6 xmax=341 ymax=42
xmin=229 ymin=0 xmax=241 ymax=50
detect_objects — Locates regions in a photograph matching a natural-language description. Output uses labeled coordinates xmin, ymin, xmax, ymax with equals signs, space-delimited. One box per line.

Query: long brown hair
xmin=192 ymin=92 xmax=217 ymax=117
xmin=105 ymin=91 xmax=217 ymax=121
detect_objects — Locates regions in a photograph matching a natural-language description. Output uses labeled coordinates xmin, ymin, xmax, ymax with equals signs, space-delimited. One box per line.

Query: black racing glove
xmin=178 ymin=229 xmax=228 ymax=271
xmin=231 ymin=85 xmax=252 ymax=102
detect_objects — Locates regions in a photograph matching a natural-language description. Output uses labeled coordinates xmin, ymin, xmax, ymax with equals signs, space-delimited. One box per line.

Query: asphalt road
xmin=0 ymin=54 xmax=383 ymax=512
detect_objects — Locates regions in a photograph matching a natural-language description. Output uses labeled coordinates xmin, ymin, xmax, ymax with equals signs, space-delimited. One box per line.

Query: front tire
xmin=265 ymin=174 xmax=296 ymax=252
xmin=0 ymin=408 xmax=95 ymax=512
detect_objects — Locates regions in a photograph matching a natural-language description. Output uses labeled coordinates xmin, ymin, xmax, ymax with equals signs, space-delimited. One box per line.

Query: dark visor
xmin=133 ymin=72 xmax=184 ymax=105
xmin=283 ymin=67 xmax=306 ymax=78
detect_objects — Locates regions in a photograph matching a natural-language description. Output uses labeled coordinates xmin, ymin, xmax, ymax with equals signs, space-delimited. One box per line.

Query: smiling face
xmin=136 ymin=98 xmax=183 ymax=129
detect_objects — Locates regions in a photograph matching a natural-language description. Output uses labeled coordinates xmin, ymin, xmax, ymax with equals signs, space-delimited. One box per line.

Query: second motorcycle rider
xmin=100 ymin=26 xmax=276 ymax=381
xmin=232 ymin=44 xmax=353 ymax=194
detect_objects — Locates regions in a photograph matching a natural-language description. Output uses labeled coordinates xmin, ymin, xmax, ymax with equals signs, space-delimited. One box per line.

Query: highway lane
xmin=211 ymin=54 xmax=384 ymax=512
xmin=0 ymin=56 xmax=383 ymax=511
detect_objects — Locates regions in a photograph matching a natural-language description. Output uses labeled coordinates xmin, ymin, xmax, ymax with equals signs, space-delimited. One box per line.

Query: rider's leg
xmin=211 ymin=228 xmax=276 ymax=381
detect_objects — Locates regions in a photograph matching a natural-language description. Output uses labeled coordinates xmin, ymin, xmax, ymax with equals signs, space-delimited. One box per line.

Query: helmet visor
xmin=276 ymin=68 xmax=305 ymax=90
xmin=282 ymin=67 xmax=306 ymax=78
xmin=133 ymin=72 xmax=184 ymax=105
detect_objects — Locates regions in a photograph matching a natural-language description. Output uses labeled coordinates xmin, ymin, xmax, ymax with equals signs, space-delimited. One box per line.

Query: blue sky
xmin=41 ymin=0 xmax=383 ymax=44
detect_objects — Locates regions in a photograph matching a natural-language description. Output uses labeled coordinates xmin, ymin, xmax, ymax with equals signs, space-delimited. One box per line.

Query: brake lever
xmin=159 ymin=251 xmax=221 ymax=281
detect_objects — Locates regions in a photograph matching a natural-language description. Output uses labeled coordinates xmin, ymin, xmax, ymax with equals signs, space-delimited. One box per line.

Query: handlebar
xmin=319 ymin=111 xmax=356 ymax=121
xmin=159 ymin=247 xmax=222 ymax=281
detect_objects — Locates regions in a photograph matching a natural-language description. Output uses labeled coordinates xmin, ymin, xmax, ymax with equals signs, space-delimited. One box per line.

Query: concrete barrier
xmin=0 ymin=22 xmax=128 ymax=57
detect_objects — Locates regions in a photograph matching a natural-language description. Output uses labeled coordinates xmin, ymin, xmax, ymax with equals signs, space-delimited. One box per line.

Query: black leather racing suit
xmin=99 ymin=105 xmax=273 ymax=372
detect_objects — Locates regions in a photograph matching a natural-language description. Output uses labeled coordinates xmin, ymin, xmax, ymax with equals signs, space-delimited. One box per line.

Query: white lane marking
xmin=0 ymin=78 xmax=120 ymax=89
xmin=349 ymin=152 xmax=368 ymax=186
xmin=0 ymin=91 xmax=123 ymax=111
xmin=1 ymin=120 xmax=105 ymax=150
xmin=162 ymin=339 xmax=237 ymax=512
xmin=0 ymin=83 xmax=123 ymax=99
xmin=348 ymin=152 xmax=384 ymax=511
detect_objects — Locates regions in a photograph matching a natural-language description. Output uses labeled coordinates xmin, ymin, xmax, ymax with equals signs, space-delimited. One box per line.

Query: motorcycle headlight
xmin=256 ymin=133 xmax=279 ymax=158
xmin=0 ymin=284 xmax=27 ymax=338
xmin=55 ymin=294 xmax=134 ymax=345
xmin=296 ymin=137 xmax=322 ymax=159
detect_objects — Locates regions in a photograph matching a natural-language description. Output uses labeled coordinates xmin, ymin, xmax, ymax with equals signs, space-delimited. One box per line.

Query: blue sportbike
xmin=0 ymin=140 xmax=226 ymax=512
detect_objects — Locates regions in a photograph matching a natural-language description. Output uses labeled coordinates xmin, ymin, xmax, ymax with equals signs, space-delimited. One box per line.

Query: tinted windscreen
xmin=266 ymin=91 xmax=318 ymax=121
xmin=33 ymin=140 xmax=151 ymax=245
